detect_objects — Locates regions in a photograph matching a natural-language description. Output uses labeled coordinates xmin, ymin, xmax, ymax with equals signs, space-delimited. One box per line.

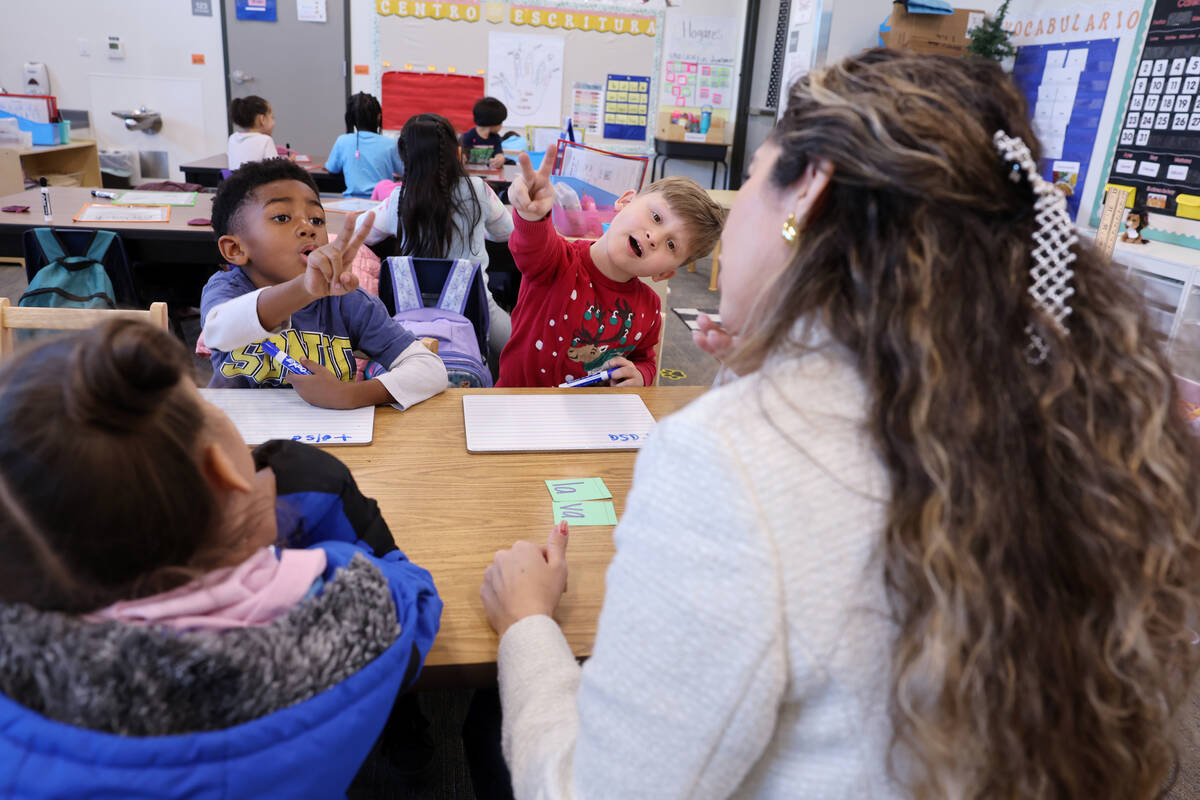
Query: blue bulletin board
xmin=603 ymin=73 xmax=650 ymax=142
xmin=1011 ymin=38 xmax=1119 ymax=219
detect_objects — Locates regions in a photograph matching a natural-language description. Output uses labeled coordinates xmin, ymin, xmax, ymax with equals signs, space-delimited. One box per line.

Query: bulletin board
xmin=1098 ymin=0 xmax=1200 ymax=247
xmin=374 ymin=2 xmax=663 ymax=151
xmin=1011 ymin=39 xmax=1119 ymax=219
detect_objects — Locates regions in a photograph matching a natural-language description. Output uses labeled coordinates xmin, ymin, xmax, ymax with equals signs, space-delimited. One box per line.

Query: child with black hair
xmin=0 ymin=319 xmax=441 ymax=796
xmin=201 ymin=158 xmax=447 ymax=409
xmin=461 ymin=96 xmax=508 ymax=169
xmin=325 ymin=92 xmax=405 ymax=198
xmin=228 ymin=95 xmax=288 ymax=170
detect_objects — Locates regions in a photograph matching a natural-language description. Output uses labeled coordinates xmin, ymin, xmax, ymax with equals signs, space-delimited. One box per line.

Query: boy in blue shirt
xmin=201 ymin=158 xmax=446 ymax=409
xmin=325 ymin=92 xmax=404 ymax=198
xmin=460 ymin=97 xmax=507 ymax=169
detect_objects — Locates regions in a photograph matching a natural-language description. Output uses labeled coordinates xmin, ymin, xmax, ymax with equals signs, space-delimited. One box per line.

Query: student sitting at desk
xmin=497 ymin=154 xmax=724 ymax=387
xmin=201 ymin=159 xmax=447 ymax=410
xmin=325 ymin=92 xmax=404 ymax=198
xmin=362 ymin=113 xmax=514 ymax=360
xmin=227 ymin=95 xmax=287 ymax=170
xmin=481 ymin=51 xmax=1200 ymax=798
xmin=461 ymin=97 xmax=508 ymax=170
xmin=0 ymin=320 xmax=442 ymax=797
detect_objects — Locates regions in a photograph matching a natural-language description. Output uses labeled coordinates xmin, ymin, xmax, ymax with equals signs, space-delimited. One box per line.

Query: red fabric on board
xmin=381 ymin=72 xmax=484 ymax=133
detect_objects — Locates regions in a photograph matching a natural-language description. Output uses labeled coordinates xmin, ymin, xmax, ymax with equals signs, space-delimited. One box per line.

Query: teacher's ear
xmin=789 ymin=158 xmax=834 ymax=224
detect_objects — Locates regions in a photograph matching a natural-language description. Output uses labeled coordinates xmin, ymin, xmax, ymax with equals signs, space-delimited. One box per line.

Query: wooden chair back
xmin=0 ymin=298 xmax=169 ymax=360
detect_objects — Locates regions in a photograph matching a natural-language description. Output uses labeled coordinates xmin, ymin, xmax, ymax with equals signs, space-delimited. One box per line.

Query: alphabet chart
xmin=1103 ymin=0 xmax=1200 ymax=242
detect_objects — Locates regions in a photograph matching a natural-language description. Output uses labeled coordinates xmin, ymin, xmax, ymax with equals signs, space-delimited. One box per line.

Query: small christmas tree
xmin=967 ymin=0 xmax=1017 ymax=62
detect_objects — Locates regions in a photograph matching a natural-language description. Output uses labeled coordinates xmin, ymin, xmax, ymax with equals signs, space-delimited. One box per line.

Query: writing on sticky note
xmin=553 ymin=501 xmax=618 ymax=526
xmin=545 ymin=478 xmax=612 ymax=502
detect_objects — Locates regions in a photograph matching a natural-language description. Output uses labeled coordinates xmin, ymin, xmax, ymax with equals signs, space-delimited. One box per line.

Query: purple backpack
xmin=385 ymin=256 xmax=492 ymax=388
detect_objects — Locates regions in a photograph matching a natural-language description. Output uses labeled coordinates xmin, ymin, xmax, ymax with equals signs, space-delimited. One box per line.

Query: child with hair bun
xmin=0 ymin=319 xmax=441 ymax=797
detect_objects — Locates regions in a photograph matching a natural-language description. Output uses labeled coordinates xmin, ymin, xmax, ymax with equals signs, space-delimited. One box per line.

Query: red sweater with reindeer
xmin=497 ymin=213 xmax=661 ymax=388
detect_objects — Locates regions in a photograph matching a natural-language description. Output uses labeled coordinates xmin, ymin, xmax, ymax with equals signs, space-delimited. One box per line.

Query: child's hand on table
xmin=692 ymin=313 xmax=736 ymax=361
xmin=480 ymin=521 xmax=570 ymax=637
xmin=488 ymin=153 xmax=505 ymax=169
xmin=605 ymin=356 xmax=644 ymax=387
xmin=303 ymin=211 xmax=374 ymax=298
xmin=288 ymin=359 xmax=359 ymax=409
xmin=509 ymin=151 xmax=556 ymax=222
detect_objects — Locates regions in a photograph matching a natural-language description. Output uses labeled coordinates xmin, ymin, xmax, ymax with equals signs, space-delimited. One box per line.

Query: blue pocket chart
xmin=236 ymin=0 xmax=277 ymax=21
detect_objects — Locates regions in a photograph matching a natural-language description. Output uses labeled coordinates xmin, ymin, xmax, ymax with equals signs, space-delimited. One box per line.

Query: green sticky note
xmin=552 ymin=501 xmax=618 ymax=526
xmin=545 ymin=478 xmax=612 ymax=502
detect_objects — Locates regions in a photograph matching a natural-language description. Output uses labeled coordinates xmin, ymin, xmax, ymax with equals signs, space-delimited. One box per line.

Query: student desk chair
xmin=0 ymin=298 xmax=168 ymax=360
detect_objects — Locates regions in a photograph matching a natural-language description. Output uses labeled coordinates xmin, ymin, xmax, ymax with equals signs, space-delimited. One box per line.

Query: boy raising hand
xmin=498 ymin=151 xmax=725 ymax=387
xmin=202 ymin=159 xmax=446 ymax=409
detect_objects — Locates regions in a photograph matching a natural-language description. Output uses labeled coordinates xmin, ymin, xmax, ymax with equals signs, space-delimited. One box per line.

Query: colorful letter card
xmin=545 ymin=478 xmax=612 ymax=501
xmin=552 ymin=501 xmax=618 ymax=526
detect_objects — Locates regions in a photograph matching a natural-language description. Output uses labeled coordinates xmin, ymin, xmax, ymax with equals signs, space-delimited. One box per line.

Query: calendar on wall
xmin=1102 ymin=0 xmax=1200 ymax=246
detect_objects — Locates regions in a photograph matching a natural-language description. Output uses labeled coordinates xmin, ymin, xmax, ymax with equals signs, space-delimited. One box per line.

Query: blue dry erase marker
xmin=260 ymin=340 xmax=312 ymax=375
xmin=559 ymin=369 xmax=613 ymax=388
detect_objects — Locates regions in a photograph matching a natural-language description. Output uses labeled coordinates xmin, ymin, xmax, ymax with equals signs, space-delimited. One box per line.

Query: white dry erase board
xmin=462 ymin=394 xmax=656 ymax=453
xmin=199 ymin=389 xmax=375 ymax=445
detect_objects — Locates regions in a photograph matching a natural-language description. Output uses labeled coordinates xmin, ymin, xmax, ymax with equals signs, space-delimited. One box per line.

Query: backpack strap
xmin=84 ymin=230 xmax=116 ymax=263
xmin=33 ymin=227 xmax=66 ymax=264
xmin=385 ymin=256 xmax=424 ymax=312
xmin=436 ymin=259 xmax=478 ymax=316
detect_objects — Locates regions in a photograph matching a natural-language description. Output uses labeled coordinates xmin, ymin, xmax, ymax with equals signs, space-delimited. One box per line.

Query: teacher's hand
xmin=481 ymin=521 xmax=569 ymax=638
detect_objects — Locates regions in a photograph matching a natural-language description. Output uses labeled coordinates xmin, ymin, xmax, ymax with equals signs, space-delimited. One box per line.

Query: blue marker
xmin=260 ymin=340 xmax=312 ymax=375
xmin=559 ymin=368 xmax=614 ymax=388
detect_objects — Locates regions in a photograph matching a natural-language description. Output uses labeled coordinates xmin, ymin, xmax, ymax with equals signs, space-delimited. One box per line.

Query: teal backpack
xmin=19 ymin=229 xmax=118 ymax=310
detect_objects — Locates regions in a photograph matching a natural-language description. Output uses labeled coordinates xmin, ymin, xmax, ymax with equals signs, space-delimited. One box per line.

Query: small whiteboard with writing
xmin=200 ymin=388 xmax=375 ymax=445
xmin=462 ymin=394 xmax=656 ymax=453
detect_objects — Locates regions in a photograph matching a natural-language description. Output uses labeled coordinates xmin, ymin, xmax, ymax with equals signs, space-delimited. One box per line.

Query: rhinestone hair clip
xmin=993 ymin=129 xmax=1078 ymax=365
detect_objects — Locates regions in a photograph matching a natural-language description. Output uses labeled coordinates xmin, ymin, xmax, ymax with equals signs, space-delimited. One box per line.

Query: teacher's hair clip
xmin=993 ymin=129 xmax=1078 ymax=365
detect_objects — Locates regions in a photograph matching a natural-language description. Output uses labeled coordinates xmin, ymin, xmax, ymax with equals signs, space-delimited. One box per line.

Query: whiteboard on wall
xmin=376 ymin=11 xmax=659 ymax=150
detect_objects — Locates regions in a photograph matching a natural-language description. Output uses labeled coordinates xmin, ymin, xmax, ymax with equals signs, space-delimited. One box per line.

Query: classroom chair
xmin=378 ymin=257 xmax=491 ymax=359
xmin=22 ymin=228 xmax=139 ymax=307
xmin=0 ymin=297 xmax=168 ymax=360
xmin=639 ymin=275 xmax=670 ymax=387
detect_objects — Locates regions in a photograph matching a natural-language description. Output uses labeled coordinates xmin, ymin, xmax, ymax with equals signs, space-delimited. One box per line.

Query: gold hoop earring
xmin=781 ymin=214 xmax=799 ymax=247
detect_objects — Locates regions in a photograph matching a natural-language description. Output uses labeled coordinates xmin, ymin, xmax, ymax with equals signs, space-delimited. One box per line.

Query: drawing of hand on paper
xmin=489 ymin=34 xmax=564 ymax=122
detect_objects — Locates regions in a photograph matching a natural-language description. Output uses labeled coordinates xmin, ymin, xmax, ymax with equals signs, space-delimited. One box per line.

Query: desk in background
xmin=322 ymin=386 xmax=705 ymax=684
xmin=651 ymin=138 xmax=729 ymax=190
xmin=180 ymin=154 xmax=347 ymax=195
xmin=0 ymin=138 xmax=102 ymax=194
xmin=464 ymin=162 xmax=522 ymax=195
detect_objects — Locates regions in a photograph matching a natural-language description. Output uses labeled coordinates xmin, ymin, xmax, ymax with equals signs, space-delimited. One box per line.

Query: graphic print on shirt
xmin=220 ymin=329 xmax=356 ymax=386
xmin=567 ymin=299 xmax=637 ymax=372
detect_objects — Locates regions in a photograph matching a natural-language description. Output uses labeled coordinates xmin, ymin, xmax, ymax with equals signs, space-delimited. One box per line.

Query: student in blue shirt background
xmin=325 ymin=92 xmax=405 ymax=198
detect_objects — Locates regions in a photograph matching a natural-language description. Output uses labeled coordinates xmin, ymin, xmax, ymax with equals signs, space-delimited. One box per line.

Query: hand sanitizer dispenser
xmin=23 ymin=63 xmax=50 ymax=95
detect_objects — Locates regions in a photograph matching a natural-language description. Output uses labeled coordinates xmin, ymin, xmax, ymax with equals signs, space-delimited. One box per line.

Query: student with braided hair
xmin=325 ymin=92 xmax=404 ymax=198
xmin=362 ymin=113 xmax=514 ymax=359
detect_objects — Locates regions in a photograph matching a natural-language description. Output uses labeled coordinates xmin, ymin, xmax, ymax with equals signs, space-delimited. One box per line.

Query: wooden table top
xmin=707 ymin=188 xmax=737 ymax=209
xmin=0 ymin=186 xmax=354 ymax=239
xmin=322 ymin=386 xmax=706 ymax=680
xmin=180 ymin=152 xmax=337 ymax=178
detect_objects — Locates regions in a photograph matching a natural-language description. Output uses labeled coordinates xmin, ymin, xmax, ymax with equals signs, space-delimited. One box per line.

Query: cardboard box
xmin=879 ymin=2 xmax=986 ymax=57
xmin=655 ymin=112 xmax=727 ymax=144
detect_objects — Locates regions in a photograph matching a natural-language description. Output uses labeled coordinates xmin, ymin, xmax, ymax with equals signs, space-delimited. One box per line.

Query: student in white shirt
xmin=362 ymin=113 xmax=513 ymax=358
xmin=228 ymin=95 xmax=287 ymax=170
xmin=479 ymin=49 xmax=1200 ymax=800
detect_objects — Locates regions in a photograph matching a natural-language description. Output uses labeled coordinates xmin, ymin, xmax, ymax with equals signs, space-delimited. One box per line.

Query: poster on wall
xmin=658 ymin=13 xmax=738 ymax=122
xmin=604 ymin=74 xmax=650 ymax=140
xmin=235 ymin=0 xmax=276 ymax=22
xmin=1011 ymin=39 xmax=1119 ymax=218
xmin=777 ymin=0 xmax=822 ymax=119
xmin=487 ymin=31 xmax=565 ymax=128
xmin=572 ymin=82 xmax=605 ymax=137
xmin=1101 ymin=0 xmax=1200 ymax=246
xmin=297 ymin=0 xmax=326 ymax=23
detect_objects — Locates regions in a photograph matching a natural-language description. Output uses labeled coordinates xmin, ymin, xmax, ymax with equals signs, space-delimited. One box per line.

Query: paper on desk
xmin=545 ymin=478 xmax=612 ymax=501
xmin=74 ymin=203 xmax=170 ymax=223
xmin=116 ymin=190 xmax=197 ymax=206
xmin=552 ymin=500 xmax=618 ymax=526
xmin=324 ymin=197 xmax=379 ymax=213
xmin=462 ymin=394 xmax=656 ymax=452
xmin=199 ymin=388 xmax=374 ymax=445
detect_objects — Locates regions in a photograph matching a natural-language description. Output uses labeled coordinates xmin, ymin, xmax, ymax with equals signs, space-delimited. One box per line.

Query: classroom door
xmin=222 ymin=0 xmax=349 ymax=162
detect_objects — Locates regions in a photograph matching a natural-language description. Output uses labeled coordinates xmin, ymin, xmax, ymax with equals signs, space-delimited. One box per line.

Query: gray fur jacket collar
xmin=0 ymin=553 xmax=397 ymax=737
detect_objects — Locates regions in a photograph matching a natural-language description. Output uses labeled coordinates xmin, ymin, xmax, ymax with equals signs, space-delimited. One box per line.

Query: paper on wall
xmin=487 ymin=32 xmax=565 ymax=128
xmin=297 ymin=0 xmax=326 ymax=22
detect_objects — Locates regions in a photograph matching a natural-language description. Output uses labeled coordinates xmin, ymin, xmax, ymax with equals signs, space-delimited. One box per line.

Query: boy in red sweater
xmin=498 ymin=153 xmax=725 ymax=387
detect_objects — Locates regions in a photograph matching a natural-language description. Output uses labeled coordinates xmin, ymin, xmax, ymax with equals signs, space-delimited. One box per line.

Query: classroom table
xmin=464 ymin=162 xmax=522 ymax=195
xmin=180 ymin=153 xmax=348 ymax=195
xmin=321 ymin=385 xmax=706 ymax=685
